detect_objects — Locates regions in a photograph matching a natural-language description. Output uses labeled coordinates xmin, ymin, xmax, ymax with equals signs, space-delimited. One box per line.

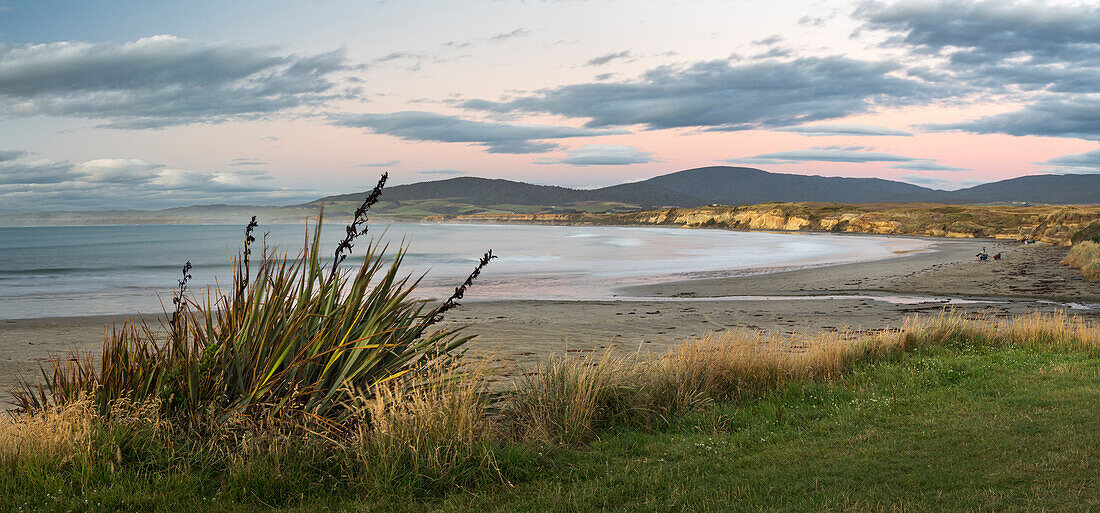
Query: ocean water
xmin=0 ymin=223 xmax=929 ymax=319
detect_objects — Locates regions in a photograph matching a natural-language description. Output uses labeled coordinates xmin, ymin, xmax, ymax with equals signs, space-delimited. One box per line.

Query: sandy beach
xmin=2 ymin=236 xmax=1097 ymax=403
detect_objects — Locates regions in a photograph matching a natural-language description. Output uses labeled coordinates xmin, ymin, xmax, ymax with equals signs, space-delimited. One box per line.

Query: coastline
xmin=2 ymin=235 xmax=1096 ymax=404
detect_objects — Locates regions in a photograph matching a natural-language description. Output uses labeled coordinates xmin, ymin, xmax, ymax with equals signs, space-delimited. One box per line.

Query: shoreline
xmin=0 ymin=224 xmax=929 ymax=320
xmin=2 ymin=235 xmax=1097 ymax=403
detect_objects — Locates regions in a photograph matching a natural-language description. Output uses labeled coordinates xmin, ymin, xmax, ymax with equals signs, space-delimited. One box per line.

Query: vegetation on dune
xmin=1063 ymin=240 xmax=1100 ymax=282
xmin=1071 ymin=221 xmax=1100 ymax=244
xmin=4 ymin=310 xmax=1100 ymax=511
xmin=430 ymin=202 xmax=1100 ymax=246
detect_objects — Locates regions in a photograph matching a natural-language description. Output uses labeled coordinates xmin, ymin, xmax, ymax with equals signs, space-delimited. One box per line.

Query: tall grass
xmin=354 ymin=362 xmax=500 ymax=491
xmin=3 ymin=310 xmax=1099 ymax=499
xmin=12 ymin=174 xmax=496 ymax=434
xmin=1062 ymin=240 xmax=1100 ymax=282
xmin=900 ymin=309 xmax=1100 ymax=351
xmin=506 ymin=311 xmax=1100 ymax=444
xmin=507 ymin=330 xmax=896 ymax=443
xmin=0 ymin=400 xmax=93 ymax=467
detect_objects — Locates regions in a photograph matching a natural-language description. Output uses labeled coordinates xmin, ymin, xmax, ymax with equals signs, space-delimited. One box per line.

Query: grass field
xmin=371 ymin=342 xmax=1099 ymax=512
xmin=4 ymin=312 xmax=1100 ymax=512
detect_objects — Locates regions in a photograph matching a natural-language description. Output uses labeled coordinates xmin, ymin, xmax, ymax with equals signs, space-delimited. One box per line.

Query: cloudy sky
xmin=1 ymin=0 xmax=1099 ymax=211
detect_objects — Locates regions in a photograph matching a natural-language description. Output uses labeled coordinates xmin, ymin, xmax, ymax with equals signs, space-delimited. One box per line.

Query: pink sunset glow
xmin=1 ymin=0 xmax=1099 ymax=210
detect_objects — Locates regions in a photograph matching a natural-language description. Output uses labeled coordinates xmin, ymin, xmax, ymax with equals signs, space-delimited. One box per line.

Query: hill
xmin=314 ymin=167 xmax=1100 ymax=215
xmin=640 ymin=166 xmax=935 ymax=204
xmin=311 ymin=176 xmax=704 ymax=210
xmin=316 ymin=177 xmax=589 ymax=206
xmin=5 ymin=166 xmax=1100 ymax=226
xmin=941 ymin=174 xmax=1100 ymax=204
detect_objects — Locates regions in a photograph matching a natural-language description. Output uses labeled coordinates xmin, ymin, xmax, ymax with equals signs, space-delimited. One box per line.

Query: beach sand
xmin=2 ymin=237 xmax=1097 ymax=404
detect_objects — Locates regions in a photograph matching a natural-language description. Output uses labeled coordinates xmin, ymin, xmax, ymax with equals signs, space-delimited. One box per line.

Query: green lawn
xmin=8 ymin=343 xmax=1099 ymax=512
xmin=353 ymin=345 xmax=1100 ymax=512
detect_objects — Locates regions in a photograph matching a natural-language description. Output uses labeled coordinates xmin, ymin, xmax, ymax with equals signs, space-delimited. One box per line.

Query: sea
xmin=0 ymin=223 xmax=930 ymax=319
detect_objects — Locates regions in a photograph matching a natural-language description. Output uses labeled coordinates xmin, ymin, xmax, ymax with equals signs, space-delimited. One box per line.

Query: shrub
xmin=13 ymin=174 xmax=496 ymax=434
xmin=1070 ymin=221 xmax=1100 ymax=244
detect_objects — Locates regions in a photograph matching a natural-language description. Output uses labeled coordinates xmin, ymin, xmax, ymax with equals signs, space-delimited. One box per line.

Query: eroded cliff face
xmin=426 ymin=204 xmax=1100 ymax=246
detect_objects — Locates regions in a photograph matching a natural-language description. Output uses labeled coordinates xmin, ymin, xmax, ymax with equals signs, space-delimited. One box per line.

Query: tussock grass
xmin=509 ymin=351 xmax=636 ymax=444
xmin=902 ymin=309 xmax=1100 ymax=351
xmin=4 ymin=309 xmax=1099 ymax=507
xmin=0 ymin=399 xmax=93 ymax=466
xmin=354 ymin=363 xmax=501 ymax=491
xmin=507 ymin=311 xmax=1100 ymax=444
xmin=1062 ymin=240 xmax=1100 ymax=281
xmin=506 ymin=330 xmax=895 ymax=444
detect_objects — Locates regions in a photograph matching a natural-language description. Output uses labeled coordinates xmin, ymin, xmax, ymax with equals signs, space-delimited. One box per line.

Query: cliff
xmin=423 ymin=202 xmax=1100 ymax=246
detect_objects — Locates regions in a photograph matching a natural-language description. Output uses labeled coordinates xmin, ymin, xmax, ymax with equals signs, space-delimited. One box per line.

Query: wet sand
xmin=2 ymin=237 xmax=1097 ymax=403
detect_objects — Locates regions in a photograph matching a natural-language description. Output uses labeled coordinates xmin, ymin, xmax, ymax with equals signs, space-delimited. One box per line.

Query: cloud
xmin=0 ymin=149 xmax=27 ymax=162
xmin=0 ymin=35 xmax=351 ymax=128
xmin=228 ymin=158 xmax=266 ymax=166
xmin=752 ymin=47 xmax=793 ymax=59
xmin=798 ymin=15 xmax=830 ymax=27
xmin=0 ymin=152 xmax=302 ymax=212
xmin=0 ymin=159 xmax=80 ymax=184
xmin=890 ymin=161 xmax=970 ymax=172
xmin=897 ymin=174 xmax=984 ymax=189
xmin=537 ymin=144 xmax=654 ymax=166
xmin=776 ymin=124 xmax=914 ymax=137
xmin=858 ymin=1 xmax=1100 ymax=67
xmin=357 ymin=160 xmax=401 ymax=167
xmin=858 ymin=1 xmax=1100 ymax=140
xmin=899 ymin=174 xmax=987 ymax=190
xmin=727 ymin=148 xmax=919 ymax=164
xmin=462 ymin=56 xmax=930 ymax=131
xmin=899 ymin=174 xmax=952 ymax=187
xmin=440 ymin=28 xmax=531 ymax=51
xmin=752 ymin=35 xmax=784 ymax=46
xmin=331 ymin=111 xmax=627 ymax=154
xmin=1040 ymin=149 xmax=1100 ymax=172
xmin=726 ymin=147 xmax=966 ymax=171
xmin=74 ymin=159 xmax=163 ymax=183
xmin=373 ymin=51 xmax=425 ymax=63
xmin=489 ymin=28 xmax=530 ymax=42
xmin=586 ymin=50 xmax=633 ymax=66
xmin=923 ymin=97 xmax=1100 ymax=140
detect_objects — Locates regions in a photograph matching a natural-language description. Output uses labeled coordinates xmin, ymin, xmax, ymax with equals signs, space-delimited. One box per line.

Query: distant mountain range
xmin=313 ymin=166 xmax=1100 ymax=209
xmin=3 ymin=166 xmax=1098 ymax=226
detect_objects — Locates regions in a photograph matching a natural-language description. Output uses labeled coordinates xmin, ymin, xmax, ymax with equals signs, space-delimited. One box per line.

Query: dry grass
xmin=507 ymin=330 xmax=900 ymax=444
xmin=4 ymin=311 xmax=1098 ymax=475
xmin=648 ymin=329 xmax=891 ymax=404
xmin=355 ymin=364 xmax=498 ymax=485
xmin=506 ymin=311 xmax=1100 ymax=444
xmin=0 ymin=397 xmax=167 ymax=469
xmin=508 ymin=351 xmax=636 ymax=444
xmin=900 ymin=309 xmax=1100 ymax=350
xmin=1062 ymin=241 xmax=1100 ymax=281
xmin=0 ymin=400 xmax=94 ymax=466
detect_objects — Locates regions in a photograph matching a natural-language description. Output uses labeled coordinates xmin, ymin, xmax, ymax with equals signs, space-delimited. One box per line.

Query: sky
xmin=1 ymin=0 xmax=1100 ymax=212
